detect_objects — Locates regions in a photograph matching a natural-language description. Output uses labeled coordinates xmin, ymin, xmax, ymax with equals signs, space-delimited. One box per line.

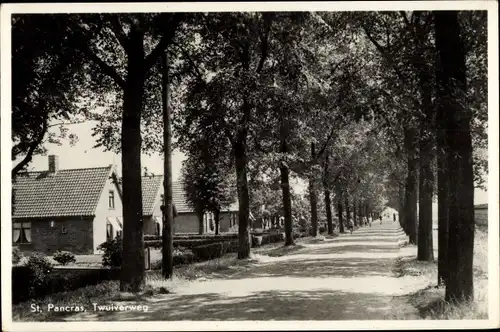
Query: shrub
xmin=191 ymin=240 xmax=239 ymax=261
xmin=97 ymin=238 xmax=122 ymax=267
xmin=12 ymin=247 xmax=23 ymax=265
xmin=145 ymin=237 xmax=239 ymax=249
xmin=25 ymin=253 xmax=53 ymax=296
xmin=53 ymin=250 xmax=76 ymax=266
xmin=12 ymin=266 xmax=120 ymax=304
xmin=151 ymin=250 xmax=198 ymax=270
xmin=252 ymin=235 xmax=263 ymax=247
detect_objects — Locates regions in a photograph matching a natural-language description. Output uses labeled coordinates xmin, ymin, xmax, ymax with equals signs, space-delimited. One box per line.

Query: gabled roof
xmin=141 ymin=176 xmax=239 ymax=215
xmin=172 ymin=181 xmax=194 ymax=214
xmin=141 ymin=174 xmax=163 ymax=216
xmin=12 ymin=165 xmax=118 ymax=219
xmin=172 ymin=181 xmax=239 ymax=214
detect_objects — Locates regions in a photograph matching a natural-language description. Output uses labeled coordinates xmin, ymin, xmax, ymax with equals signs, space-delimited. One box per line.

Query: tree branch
xmin=48 ymin=120 xmax=87 ymax=128
xmin=68 ymin=20 xmax=126 ymax=89
xmin=256 ymin=13 xmax=274 ymax=74
xmin=108 ymin=15 xmax=130 ymax=53
xmin=144 ymin=16 xmax=182 ymax=72
xmin=400 ymin=11 xmax=411 ymax=27
xmin=12 ymin=112 xmax=49 ymax=179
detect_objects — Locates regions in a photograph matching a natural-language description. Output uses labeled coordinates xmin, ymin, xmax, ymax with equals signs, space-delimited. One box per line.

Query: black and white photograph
xmin=1 ymin=1 xmax=498 ymax=331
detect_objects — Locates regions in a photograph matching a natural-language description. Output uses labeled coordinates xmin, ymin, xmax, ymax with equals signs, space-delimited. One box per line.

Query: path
xmin=65 ymin=220 xmax=424 ymax=321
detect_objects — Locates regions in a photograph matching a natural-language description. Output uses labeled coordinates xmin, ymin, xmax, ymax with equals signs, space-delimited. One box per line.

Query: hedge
xmin=151 ymin=250 xmax=198 ymax=270
xmin=145 ymin=238 xmax=233 ymax=249
xmin=144 ymin=233 xmax=239 ymax=242
xmin=12 ymin=266 xmax=120 ymax=304
xmin=191 ymin=241 xmax=239 ymax=261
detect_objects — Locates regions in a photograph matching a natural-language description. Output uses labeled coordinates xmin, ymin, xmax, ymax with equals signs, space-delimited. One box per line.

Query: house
xmin=474 ymin=203 xmax=488 ymax=227
xmin=141 ymin=174 xmax=164 ymax=236
xmin=141 ymin=176 xmax=239 ymax=234
xmin=12 ymin=155 xmax=123 ymax=254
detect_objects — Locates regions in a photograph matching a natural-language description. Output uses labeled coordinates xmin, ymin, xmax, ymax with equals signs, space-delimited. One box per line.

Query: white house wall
xmin=93 ymin=174 xmax=123 ymax=253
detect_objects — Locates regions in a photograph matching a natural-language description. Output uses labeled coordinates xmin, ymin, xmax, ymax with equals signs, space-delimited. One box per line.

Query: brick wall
xmin=174 ymin=213 xmax=199 ymax=234
xmin=14 ymin=217 xmax=94 ymax=255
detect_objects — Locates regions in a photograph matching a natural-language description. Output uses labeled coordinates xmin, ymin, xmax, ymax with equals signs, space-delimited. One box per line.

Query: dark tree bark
xmin=435 ymin=11 xmax=475 ymax=301
xmin=417 ymin=68 xmax=435 ymax=262
xmin=404 ymin=126 xmax=418 ymax=244
xmin=280 ymin=163 xmax=294 ymax=246
xmin=234 ymin=131 xmax=251 ymax=259
xmin=345 ymin=196 xmax=350 ymax=225
xmin=161 ymin=50 xmax=174 ymax=279
xmin=417 ymin=131 xmax=435 ymax=261
xmin=437 ymin=115 xmax=450 ymax=285
xmin=353 ymin=199 xmax=357 ymax=227
xmin=325 ymin=189 xmax=333 ymax=235
xmin=309 ymin=142 xmax=319 ymax=237
xmin=338 ymin=198 xmax=345 ymax=233
xmin=214 ymin=209 xmax=220 ymax=235
xmin=120 ymin=33 xmax=146 ymax=293
xmin=280 ymin=113 xmax=294 ymax=246
xmin=398 ymin=183 xmax=405 ymax=230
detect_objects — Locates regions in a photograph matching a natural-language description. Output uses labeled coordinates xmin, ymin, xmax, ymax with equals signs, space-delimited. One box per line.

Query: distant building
xmin=141 ymin=176 xmax=239 ymax=234
xmin=12 ymin=155 xmax=123 ymax=254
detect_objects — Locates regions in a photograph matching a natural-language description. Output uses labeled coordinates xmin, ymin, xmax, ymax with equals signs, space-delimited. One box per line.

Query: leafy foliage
xmin=97 ymin=238 xmax=123 ymax=267
xmin=12 ymin=247 xmax=23 ymax=265
xmin=53 ymin=250 xmax=77 ymax=266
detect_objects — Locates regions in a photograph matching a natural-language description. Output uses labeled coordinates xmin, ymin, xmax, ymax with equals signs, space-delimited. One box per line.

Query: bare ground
xmin=60 ymin=220 xmax=428 ymax=321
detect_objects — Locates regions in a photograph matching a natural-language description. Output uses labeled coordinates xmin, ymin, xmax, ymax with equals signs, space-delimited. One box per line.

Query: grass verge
xmin=389 ymin=228 xmax=488 ymax=320
xmin=12 ymin=237 xmax=309 ymax=322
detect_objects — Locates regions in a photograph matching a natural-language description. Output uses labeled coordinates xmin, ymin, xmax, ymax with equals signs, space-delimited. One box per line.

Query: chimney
xmin=48 ymin=155 xmax=59 ymax=173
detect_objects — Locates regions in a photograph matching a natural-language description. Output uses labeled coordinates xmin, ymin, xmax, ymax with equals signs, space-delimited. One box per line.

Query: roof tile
xmin=12 ymin=166 xmax=113 ymax=219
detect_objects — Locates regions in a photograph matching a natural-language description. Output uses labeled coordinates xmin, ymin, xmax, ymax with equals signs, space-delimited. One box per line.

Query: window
xmin=116 ymin=230 xmax=123 ymax=239
xmin=106 ymin=222 xmax=113 ymax=241
xmin=13 ymin=222 xmax=31 ymax=244
xmin=61 ymin=226 xmax=67 ymax=234
xmin=108 ymin=190 xmax=115 ymax=209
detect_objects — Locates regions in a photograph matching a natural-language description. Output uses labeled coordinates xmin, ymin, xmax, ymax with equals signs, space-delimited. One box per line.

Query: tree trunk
xmin=161 ymin=50 xmax=174 ymax=279
xmin=345 ymin=196 xmax=350 ymax=225
xmin=280 ymin=164 xmax=294 ymax=246
xmin=353 ymin=199 xmax=357 ymax=227
xmin=214 ymin=209 xmax=220 ymax=235
xmin=359 ymin=202 xmax=364 ymax=226
xmin=417 ymin=68 xmax=435 ymax=262
xmin=417 ymin=130 xmax=435 ymax=261
xmin=437 ymin=112 xmax=450 ymax=285
xmin=404 ymin=126 xmax=418 ymax=244
xmin=234 ymin=135 xmax=251 ymax=259
xmin=338 ymin=199 xmax=345 ymax=233
xmin=309 ymin=142 xmax=318 ymax=237
xmin=325 ymin=189 xmax=333 ymax=235
xmin=120 ymin=39 xmax=146 ymax=293
xmin=280 ymin=115 xmax=294 ymax=246
xmin=435 ymin=11 xmax=474 ymax=302
xmin=399 ymin=183 xmax=405 ymax=230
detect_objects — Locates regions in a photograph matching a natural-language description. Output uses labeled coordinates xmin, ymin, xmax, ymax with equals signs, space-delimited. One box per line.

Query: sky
xmin=22 ymin=120 xmax=488 ymax=205
xmin=23 ymin=121 xmax=309 ymax=195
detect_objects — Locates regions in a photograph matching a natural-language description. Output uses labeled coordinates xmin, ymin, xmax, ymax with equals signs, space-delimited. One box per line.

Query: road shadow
xmin=57 ymin=223 xmax=415 ymax=321
xmin=62 ymin=289 xmax=409 ymax=321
